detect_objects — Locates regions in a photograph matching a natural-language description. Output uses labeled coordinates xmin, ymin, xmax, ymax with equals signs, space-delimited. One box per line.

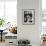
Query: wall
xmin=17 ymin=0 xmax=42 ymax=46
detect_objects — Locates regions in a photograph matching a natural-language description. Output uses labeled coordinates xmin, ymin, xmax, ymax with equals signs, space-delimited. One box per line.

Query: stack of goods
xmin=18 ymin=40 xmax=30 ymax=44
xmin=9 ymin=24 xmax=17 ymax=34
xmin=18 ymin=39 xmax=31 ymax=46
xmin=41 ymin=33 xmax=46 ymax=42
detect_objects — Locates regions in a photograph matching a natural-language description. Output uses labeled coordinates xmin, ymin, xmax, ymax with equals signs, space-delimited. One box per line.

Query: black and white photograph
xmin=22 ymin=9 xmax=35 ymax=25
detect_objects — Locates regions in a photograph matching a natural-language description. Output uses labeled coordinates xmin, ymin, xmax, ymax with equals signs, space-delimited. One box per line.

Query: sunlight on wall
xmin=5 ymin=1 xmax=17 ymax=25
xmin=42 ymin=0 xmax=46 ymax=9
xmin=0 ymin=0 xmax=17 ymax=25
xmin=0 ymin=2 xmax=4 ymax=17
xmin=42 ymin=0 xmax=46 ymax=33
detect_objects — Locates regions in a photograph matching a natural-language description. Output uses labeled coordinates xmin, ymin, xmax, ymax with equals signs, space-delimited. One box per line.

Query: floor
xmin=0 ymin=41 xmax=5 ymax=46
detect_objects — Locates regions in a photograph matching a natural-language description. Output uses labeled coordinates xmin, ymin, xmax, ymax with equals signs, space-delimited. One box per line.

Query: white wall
xmin=17 ymin=0 xmax=42 ymax=46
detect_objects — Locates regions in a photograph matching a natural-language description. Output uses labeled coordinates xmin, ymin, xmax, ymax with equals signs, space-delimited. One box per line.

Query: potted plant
xmin=0 ymin=18 xmax=5 ymax=27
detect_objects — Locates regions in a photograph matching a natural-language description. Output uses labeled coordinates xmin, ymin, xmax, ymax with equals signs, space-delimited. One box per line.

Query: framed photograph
xmin=22 ymin=9 xmax=35 ymax=25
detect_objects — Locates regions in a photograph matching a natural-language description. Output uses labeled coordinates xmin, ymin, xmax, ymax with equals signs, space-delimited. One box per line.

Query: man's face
xmin=26 ymin=15 xmax=32 ymax=22
xmin=26 ymin=15 xmax=31 ymax=19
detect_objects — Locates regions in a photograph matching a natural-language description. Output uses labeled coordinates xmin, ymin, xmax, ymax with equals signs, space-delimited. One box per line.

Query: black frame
xmin=22 ymin=9 xmax=35 ymax=25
